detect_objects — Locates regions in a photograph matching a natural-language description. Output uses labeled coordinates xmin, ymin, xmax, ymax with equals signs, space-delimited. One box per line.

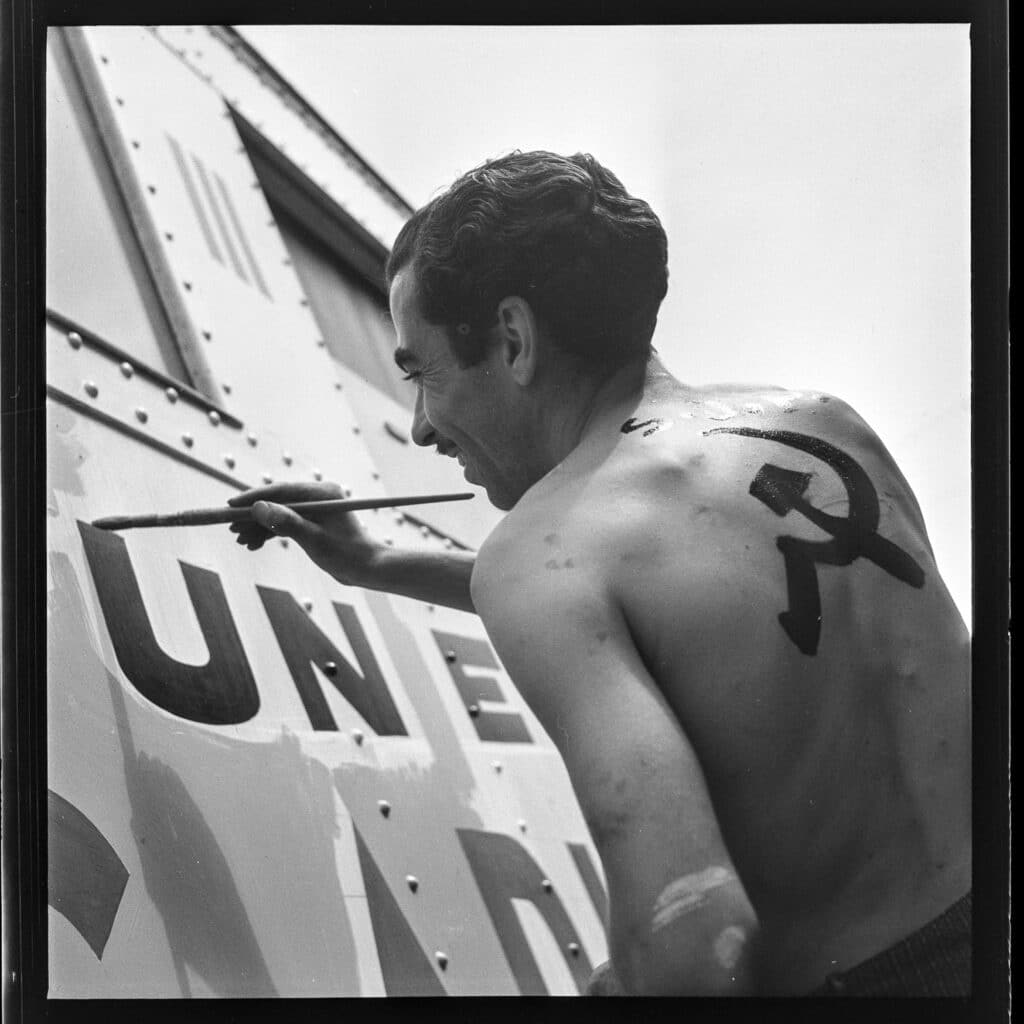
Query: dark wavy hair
xmin=385 ymin=150 xmax=669 ymax=371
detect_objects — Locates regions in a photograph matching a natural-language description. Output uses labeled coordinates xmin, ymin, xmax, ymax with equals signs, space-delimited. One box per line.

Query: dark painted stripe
xmin=215 ymin=172 xmax=272 ymax=300
xmin=47 ymin=386 xmax=248 ymax=491
xmin=193 ymin=154 xmax=249 ymax=283
xmin=166 ymin=133 xmax=223 ymax=264
xmin=457 ymin=828 xmax=593 ymax=993
xmin=567 ymin=842 xmax=608 ymax=927
xmin=352 ymin=827 xmax=446 ymax=995
xmin=48 ymin=790 xmax=129 ymax=959
xmin=432 ymin=631 xmax=532 ymax=743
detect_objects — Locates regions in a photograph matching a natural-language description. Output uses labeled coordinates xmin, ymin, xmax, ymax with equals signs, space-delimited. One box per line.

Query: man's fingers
xmin=251 ymin=500 xmax=321 ymax=542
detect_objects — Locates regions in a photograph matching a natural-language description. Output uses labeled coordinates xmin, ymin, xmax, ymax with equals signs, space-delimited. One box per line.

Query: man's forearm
xmin=362 ymin=546 xmax=477 ymax=614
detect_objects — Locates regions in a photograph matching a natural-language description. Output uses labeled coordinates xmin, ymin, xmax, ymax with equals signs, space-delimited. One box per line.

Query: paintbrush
xmin=91 ymin=492 xmax=475 ymax=531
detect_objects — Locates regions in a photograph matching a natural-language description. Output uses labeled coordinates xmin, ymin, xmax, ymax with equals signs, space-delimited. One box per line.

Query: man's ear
xmin=495 ymin=296 xmax=539 ymax=386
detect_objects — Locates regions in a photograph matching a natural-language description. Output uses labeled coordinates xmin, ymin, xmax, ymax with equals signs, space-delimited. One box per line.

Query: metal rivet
xmin=445 ymin=650 xmax=457 ymax=664
xmin=313 ymin=469 xmax=322 ymax=481
xmin=377 ymin=800 xmax=391 ymax=818
xmin=405 ymin=875 xmax=419 ymax=893
xmin=384 ymin=538 xmax=395 ymax=547
xmin=518 ymin=820 xmax=527 ymax=833
xmin=299 ymin=297 xmax=308 ymax=306
xmin=343 ymin=488 xmax=352 ymax=498
xmin=492 ymin=761 xmax=503 ymax=774
xmin=568 ymin=942 xmax=580 ymax=957
xmin=147 ymin=185 xmax=156 ymax=194
xmin=181 ymin=433 xmax=194 ymax=448
xmin=131 ymin=140 xmax=140 ymax=149
xmin=542 ymin=879 xmax=553 ymax=894
xmin=116 ymin=97 xmax=124 ymax=106
xmin=120 ymin=362 xmax=134 ymax=378
xmin=224 ymin=454 xmax=235 ymax=469
xmin=323 ymin=661 xmax=338 ymax=677
xmin=316 ymin=338 xmax=326 ymax=348
xmin=247 ymin=433 xmax=258 ymax=447
xmin=352 ymin=729 xmax=364 ymax=746
xmin=100 ymin=55 xmax=108 ymax=63
xmin=372 ymin=472 xmax=380 ymax=481
xmin=262 ymin=473 xmax=273 ymax=484
xmin=282 ymin=452 xmax=293 ymax=466
xmin=427 ymin=604 xmax=436 ymax=613
xmin=334 ymin=382 xmax=343 ymax=391
xmin=165 ymin=386 xmax=179 ymax=403
xmin=302 ymin=599 xmax=313 ymax=612
xmin=352 ymin=426 xmax=361 ymax=435
xmin=135 ymin=408 xmax=148 ymax=424
xmin=202 ymin=330 xmax=212 ymax=340
xmin=183 ymin=280 xmax=192 ymax=290
xmin=208 ymin=410 xmax=221 ymax=426
xmin=435 ymin=952 xmax=448 ymax=971
xmin=279 ymin=537 xmax=289 ymax=548
xmin=164 ymin=232 xmax=174 ymax=241
xmin=467 ymin=704 xmax=480 ymax=718
xmin=394 ymin=513 xmax=404 ymax=525
xmin=444 ymin=539 xmax=454 ymax=550
xmin=83 ymin=381 xmax=98 ymax=398
xmin=222 ymin=383 xmax=232 ymax=395
xmin=68 ymin=331 xmax=83 ymax=349
xmin=283 ymin=257 xmax=291 ymax=265
xmin=420 ymin=526 xmax=430 ymax=538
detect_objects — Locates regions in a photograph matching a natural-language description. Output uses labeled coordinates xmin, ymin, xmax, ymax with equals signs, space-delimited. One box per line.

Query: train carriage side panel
xmin=46 ymin=25 xmax=608 ymax=998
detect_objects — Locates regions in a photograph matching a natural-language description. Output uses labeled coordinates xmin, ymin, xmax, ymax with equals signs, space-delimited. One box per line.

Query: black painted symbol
xmin=621 ymin=416 xmax=665 ymax=438
xmin=618 ymin=415 xmax=667 ymax=436
xmin=707 ymin=428 xmax=925 ymax=655
xmin=49 ymin=790 xmax=129 ymax=959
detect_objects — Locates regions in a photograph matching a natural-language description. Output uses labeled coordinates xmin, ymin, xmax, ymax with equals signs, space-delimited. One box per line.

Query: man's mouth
xmin=437 ymin=444 xmax=465 ymax=467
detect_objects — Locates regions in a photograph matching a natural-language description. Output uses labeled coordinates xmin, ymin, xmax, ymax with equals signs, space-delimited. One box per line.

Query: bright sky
xmin=240 ymin=24 xmax=972 ymax=625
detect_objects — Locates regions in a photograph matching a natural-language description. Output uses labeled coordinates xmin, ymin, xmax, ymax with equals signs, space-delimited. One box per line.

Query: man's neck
xmin=539 ymin=353 xmax=684 ymax=467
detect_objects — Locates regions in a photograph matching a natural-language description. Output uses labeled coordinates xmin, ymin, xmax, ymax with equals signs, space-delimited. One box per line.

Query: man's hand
xmin=586 ymin=961 xmax=626 ymax=996
xmin=227 ymin=481 xmax=479 ymax=613
xmin=227 ymin=481 xmax=383 ymax=588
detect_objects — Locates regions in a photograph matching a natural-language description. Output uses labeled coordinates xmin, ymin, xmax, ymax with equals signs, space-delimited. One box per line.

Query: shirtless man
xmin=229 ymin=151 xmax=971 ymax=996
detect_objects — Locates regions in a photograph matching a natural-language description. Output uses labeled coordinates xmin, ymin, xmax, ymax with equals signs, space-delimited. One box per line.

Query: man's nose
xmin=410 ymin=390 xmax=437 ymax=448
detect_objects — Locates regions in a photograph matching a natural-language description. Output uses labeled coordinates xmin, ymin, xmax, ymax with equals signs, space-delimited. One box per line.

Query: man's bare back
xmin=473 ymin=377 xmax=971 ymax=994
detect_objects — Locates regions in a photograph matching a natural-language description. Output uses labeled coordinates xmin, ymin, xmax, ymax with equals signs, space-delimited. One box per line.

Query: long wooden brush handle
xmin=91 ymin=492 xmax=474 ymax=531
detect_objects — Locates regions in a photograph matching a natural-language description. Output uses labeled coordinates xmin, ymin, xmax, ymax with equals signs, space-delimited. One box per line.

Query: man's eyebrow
xmin=393 ymin=347 xmax=416 ymax=371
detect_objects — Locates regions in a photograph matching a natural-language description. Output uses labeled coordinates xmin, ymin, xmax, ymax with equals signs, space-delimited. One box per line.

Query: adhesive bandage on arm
xmin=650 ymin=865 xmax=739 ymax=933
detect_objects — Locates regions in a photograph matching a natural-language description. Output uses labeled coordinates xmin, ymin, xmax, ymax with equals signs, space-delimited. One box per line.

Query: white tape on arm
xmin=650 ymin=865 xmax=737 ymax=933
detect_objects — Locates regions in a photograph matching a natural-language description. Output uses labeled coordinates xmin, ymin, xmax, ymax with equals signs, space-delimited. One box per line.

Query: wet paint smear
xmin=48 ymin=790 xmax=130 ymax=959
xmin=50 ymin=551 xmax=358 ymax=996
xmin=706 ymin=428 xmax=925 ymax=655
xmin=621 ymin=417 xmax=668 ymax=438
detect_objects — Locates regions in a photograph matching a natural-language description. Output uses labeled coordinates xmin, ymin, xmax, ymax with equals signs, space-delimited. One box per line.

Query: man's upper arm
xmin=472 ymin=552 xmax=759 ymax=995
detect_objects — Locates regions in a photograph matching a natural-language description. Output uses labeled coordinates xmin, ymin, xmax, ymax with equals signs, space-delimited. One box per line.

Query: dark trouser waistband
xmin=809 ymin=891 xmax=971 ymax=997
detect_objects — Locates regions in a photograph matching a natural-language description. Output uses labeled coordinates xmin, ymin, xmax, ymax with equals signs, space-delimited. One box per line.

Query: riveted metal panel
xmin=48 ymin=399 xmax=606 ymax=996
xmin=48 ymin=25 xmax=608 ymax=999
